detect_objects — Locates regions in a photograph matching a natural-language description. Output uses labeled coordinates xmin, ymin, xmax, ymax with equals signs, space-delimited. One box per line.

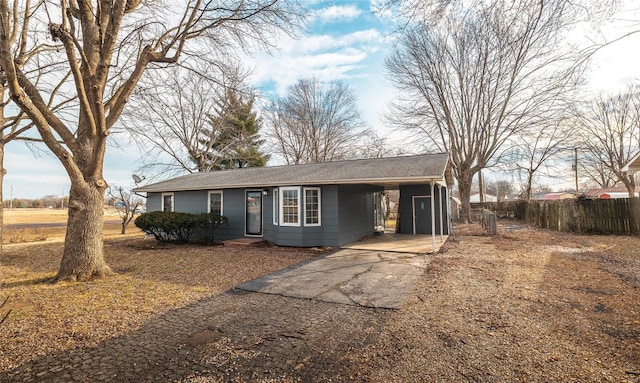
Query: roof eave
xmin=135 ymin=175 xmax=449 ymax=193
xmin=622 ymin=151 xmax=640 ymax=172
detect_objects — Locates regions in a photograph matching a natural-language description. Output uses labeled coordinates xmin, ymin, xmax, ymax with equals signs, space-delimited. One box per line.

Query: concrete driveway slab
xmin=237 ymin=249 xmax=432 ymax=309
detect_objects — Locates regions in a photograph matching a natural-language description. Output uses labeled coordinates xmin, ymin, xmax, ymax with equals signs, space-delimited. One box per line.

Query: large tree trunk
xmin=56 ymin=182 xmax=113 ymax=282
xmin=623 ymin=177 xmax=636 ymax=198
xmin=458 ymin=173 xmax=473 ymax=223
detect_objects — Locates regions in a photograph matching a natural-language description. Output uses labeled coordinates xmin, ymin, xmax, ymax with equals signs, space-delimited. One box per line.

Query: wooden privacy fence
xmin=481 ymin=209 xmax=497 ymax=235
xmin=477 ymin=199 xmax=640 ymax=235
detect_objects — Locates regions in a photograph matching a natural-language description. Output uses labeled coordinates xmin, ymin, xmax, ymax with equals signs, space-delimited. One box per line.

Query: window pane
xmin=163 ymin=194 xmax=173 ymax=212
xmin=281 ymin=189 xmax=298 ymax=224
xmin=210 ymin=193 xmax=222 ymax=215
xmin=273 ymin=189 xmax=279 ymax=225
xmin=305 ymin=189 xmax=319 ymax=225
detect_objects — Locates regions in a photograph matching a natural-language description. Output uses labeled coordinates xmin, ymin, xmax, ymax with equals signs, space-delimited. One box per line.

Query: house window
xmin=161 ymin=193 xmax=174 ymax=212
xmin=304 ymin=187 xmax=321 ymax=226
xmin=273 ymin=188 xmax=279 ymax=225
xmin=208 ymin=191 xmax=223 ymax=216
xmin=280 ymin=187 xmax=299 ymax=226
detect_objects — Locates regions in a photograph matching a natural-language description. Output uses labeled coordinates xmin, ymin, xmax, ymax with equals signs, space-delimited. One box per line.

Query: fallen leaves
xmin=0 ymin=237 xmax=321 ymax=372
xmin=348 ymin=222 xmax=640 ymax=382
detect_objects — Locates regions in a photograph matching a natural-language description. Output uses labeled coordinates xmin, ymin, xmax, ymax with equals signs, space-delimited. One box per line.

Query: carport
xmin=342 ymin=233 xmax=448 ymax=254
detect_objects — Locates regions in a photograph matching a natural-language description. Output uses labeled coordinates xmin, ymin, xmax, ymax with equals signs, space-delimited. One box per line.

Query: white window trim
xmin=161 ymin=192 xmax=174 ymax=212
xmin=303 ymin=187 xmax=321 ymax=227
xmin=279 ymin=186 xmax=300 ymax=227
xmin=207 ymin=190 xmax=224 ymax=215
xmin=273 ymin=188 xmax=279 ymax=225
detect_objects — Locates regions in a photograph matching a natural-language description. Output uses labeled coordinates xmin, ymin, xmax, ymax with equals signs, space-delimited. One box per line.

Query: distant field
xmin=4 ymin=208 xmax=121 ymax=225
xmin=2 ymin=208 xmax=140 ymax=244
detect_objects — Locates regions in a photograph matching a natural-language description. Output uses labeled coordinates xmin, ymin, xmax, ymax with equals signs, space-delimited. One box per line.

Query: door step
xmin=223 ymin=238 xmax=266 ymax=247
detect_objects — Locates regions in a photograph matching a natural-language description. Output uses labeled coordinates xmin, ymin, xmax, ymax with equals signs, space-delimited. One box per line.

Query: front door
xmin=246 ymin=191 xmax=263 ymax=236
xmin=412 ymin=196 xmax=431 ymax=234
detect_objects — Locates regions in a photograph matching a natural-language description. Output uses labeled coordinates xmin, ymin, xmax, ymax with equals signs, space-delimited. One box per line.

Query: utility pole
xmin=574 ymin=148 xmax=579 ymax=193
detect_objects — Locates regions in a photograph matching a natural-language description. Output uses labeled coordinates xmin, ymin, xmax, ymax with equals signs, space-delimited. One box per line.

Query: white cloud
xmin=252 ymin=48 xmax=368 ymax=95
xmin=274 ymin=29 xmax=388 ymax=55
xmin=249 ymin=28 xmax=392 ymax=96
xmin=315 ymin=5 xmax=362 ymax=23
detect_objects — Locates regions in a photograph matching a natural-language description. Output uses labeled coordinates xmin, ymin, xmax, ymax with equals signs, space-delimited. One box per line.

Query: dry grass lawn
xmin=348 ymin=222 xmax=640 ymax=382
xmin=3 ymin=208 xmax=122 ymax=225
xmin=1 ymin=217 xmax=639 ymax=382
xmin=2 ymin=208 xmax=137 ymax=244
xmin=0 ymin=237 xmax=322 ymax=372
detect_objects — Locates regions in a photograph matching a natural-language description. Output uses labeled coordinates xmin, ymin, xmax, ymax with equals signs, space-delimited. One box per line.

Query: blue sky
xmin=4 ymin=0 xmax=640 ymax=200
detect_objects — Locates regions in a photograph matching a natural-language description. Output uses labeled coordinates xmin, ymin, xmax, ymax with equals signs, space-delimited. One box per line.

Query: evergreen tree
xmin=200 ymin=89 xmax=269 ymax=170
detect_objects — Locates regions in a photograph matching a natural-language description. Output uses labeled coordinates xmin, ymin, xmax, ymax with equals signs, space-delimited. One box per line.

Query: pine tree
xmin=199 ymin=89 xmax=269 ymax=171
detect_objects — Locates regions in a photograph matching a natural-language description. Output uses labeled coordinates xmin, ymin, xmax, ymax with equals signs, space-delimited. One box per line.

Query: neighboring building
xmin=542 ymin=192 xmax=575 ymax=200
xmin=622 ymin=152 xmax=640 ymax=172
xmin=135 ymin=153 xmax=454 ymax=247
xmin=469 ymin=193 xmax=498 ymax=203
xmin=584 ymin=187 xmax=639 ymax=199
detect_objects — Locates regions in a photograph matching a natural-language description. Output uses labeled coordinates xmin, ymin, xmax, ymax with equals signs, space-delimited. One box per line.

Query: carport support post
xmin=431 ymin=181 xmax=436 ymax=253
xmin=438 ymin=184 xmax=444 ymax=243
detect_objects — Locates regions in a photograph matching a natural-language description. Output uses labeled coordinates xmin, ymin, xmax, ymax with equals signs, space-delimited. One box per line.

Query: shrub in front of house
xmin=135 ymin=211 xmax=228 ymax=243
xmin=193 ymin=213 xmax=229 ymax=245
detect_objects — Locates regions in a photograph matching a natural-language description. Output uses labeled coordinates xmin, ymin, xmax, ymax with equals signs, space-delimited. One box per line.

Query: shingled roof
xmin=135 ymin=153 xmax=452 ymax=193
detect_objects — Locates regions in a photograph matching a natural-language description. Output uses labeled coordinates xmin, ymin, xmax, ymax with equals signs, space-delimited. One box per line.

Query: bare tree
xmin=125 ymin=65 xmax=258 ymax=177
xmin=579 ymin=154 xmax=618 ymax=189
xmin=353 ymin=131 xmax=405 ymax=159
xmin=576 ymin=86 xmax=640 ymax=197
xmin=485 ymin=179 xmax=514 ymax=202
xmin=264 ymin=77 xmax=368 ymax=164
xmin=385 ymin=0 xmax=589 ymax=222
xmin=0 ymin=0 xmax=301 ymax=281
xmin=107 ymin=185 xmax=142 ymax=234
xmin=509 ymin=122 xmax=573 ymax=202
xmin=0 ymin=0 xmax=74 ymax=257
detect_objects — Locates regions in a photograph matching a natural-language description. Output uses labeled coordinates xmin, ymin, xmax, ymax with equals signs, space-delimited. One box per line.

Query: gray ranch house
xmin=135 ymin=153 xmax=454 ymax=248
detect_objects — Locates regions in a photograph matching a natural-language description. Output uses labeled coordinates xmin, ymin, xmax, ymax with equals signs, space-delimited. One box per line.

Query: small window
xmin=280 ymin=187 xmax=300 ymax=226
xmin=273 ymin=188 xmax=279 ymax=225
xmin=161 ymin=193 xmax=174 ymax=212
xmin=208 ymin=191 xmax=223 ymax=216
xmin=304 ymin=187 xmax=321 ymax=226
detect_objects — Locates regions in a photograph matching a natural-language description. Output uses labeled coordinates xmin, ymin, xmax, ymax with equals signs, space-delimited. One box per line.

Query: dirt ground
xmin=346 ymin=222 xmax=640 ymax=382
xmin=1 ymin=221 xmax=639 ymax=382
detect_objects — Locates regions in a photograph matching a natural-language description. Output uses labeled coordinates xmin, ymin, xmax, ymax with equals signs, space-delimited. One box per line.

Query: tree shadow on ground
xmin=1 ymin=289 xmax=390 ymax=383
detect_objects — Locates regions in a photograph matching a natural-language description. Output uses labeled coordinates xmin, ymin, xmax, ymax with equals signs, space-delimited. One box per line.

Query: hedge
xmin=134 ymin=211 xmax=228 ymax=243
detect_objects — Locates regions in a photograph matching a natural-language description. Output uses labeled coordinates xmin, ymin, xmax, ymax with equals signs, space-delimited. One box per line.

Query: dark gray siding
xmin=174 ymin=190 xmax=207 ymax=213
xmin=398 ymin=184 xmax=449 ymax=235
xmin=147 ymin=193 xmax=161 ymax=212
xmin=337 ymin=184 xmax=382 ymax=245
xmin=215 ymin=189 xmax=245 ymax=240
xmin=145 ymin=189 xmax=246 ymax=241
xmin=321 ymin=185 xmax=339 ymax=246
